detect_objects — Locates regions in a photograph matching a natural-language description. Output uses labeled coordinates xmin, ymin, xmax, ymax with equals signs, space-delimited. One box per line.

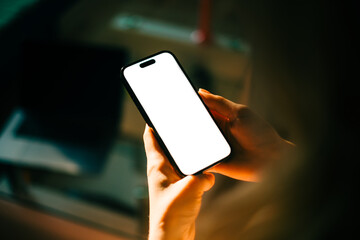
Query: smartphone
xmin=121 ymin=51 xmax=231 ymax=175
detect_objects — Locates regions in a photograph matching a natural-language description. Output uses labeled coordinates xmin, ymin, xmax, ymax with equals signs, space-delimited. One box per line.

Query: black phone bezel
xmin=120 ymin=50 xmax=232 ymax=176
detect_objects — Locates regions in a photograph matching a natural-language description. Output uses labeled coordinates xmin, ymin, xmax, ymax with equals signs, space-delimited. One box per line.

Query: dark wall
xmin=0 ymin=0 xmax=78 ymax=128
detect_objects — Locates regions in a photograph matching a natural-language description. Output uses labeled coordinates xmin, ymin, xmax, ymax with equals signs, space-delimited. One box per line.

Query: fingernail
xmin=199 ymin=88 xmax=211 ymax=94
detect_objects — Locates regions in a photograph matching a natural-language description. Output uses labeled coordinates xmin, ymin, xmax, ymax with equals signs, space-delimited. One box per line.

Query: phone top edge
xmin=120 ymin=51 xmax=175 ymax=128
xmin=120 ymin=50 xmax=175 ymax=75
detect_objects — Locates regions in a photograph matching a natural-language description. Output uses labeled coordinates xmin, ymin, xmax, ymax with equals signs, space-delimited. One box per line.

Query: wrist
xmin=148 ymin=220 xmax=195 ymax=240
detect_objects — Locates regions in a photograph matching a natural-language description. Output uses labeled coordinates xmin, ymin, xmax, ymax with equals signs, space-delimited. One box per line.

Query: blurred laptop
xmin=0 ymin=41 xmax=127 ymax=174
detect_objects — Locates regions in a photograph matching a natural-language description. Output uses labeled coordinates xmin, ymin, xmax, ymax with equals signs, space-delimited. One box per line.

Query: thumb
xmin=199 ymin=89 xmax=238 ymax=121
xmin=176 ymin=173 xmax=215 ymax=195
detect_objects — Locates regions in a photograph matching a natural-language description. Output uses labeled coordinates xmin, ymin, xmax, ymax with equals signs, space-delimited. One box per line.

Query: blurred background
xmin=0 ymin=0 xmax=251 ymax=239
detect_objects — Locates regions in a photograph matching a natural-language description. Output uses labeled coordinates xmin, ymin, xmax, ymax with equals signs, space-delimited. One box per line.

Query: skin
xmin=144 ymin=89 xmax=294 ymax=240
xmin=198 ymin=89 xmax=294 ymax=182
xmin=144 ymin=125 xmax=215 ymax=240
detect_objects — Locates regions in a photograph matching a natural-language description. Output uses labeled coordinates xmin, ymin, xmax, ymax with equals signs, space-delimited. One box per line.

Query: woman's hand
xmin=144 ymin=125 xmax=215 ymax=240
xmin=199 ymin=89 xmax=294 ymax=182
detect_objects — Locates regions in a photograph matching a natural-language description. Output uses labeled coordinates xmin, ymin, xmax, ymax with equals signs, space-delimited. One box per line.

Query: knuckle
xmin=237 ymin=104 xmax=250 ymax=111
xmin=147 ymin=158 xmax=169 ymax=176
xmin=158 ymin=176 xmax=171 ymax=188
xmin=235 ymin=104 xmax=252 ymax=119
xmin=147 ymin=165 xmax=171 ymax=189
xmin=214 ymin=95 xmax=226 ymax=103
xmin=147 ymin=162 xmax=158 ymax=177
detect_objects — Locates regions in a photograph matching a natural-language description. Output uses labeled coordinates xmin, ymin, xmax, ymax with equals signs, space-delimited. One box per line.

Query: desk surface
xmin=0 ymin=196 xmax=136 ymax=240
xmin=0 ymin=138 xmax=146 ymax=239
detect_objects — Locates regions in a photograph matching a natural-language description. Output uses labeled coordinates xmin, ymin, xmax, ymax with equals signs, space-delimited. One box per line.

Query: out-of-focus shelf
xmin=59 ymin=0 xmax=251 ymax=140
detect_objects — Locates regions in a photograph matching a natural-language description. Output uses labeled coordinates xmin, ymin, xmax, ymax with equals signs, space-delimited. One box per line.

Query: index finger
xmin=198 ymin=89 xmax=238 ymax=121
xmin=143 ymin=125 xmax=180 ymax=185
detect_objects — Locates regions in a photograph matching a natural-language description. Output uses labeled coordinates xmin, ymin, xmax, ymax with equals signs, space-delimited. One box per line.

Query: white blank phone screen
xmin=123 ymin=52 xmax=231 ymax=175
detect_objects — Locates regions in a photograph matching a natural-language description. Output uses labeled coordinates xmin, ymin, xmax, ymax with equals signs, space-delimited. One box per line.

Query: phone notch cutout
xmin=140 ymin=59 xmax=156 ymax=68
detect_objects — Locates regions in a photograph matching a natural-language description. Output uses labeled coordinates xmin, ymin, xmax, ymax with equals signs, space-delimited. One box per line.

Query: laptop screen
xmin=18 ymin=41 xmax=127 ymax=146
